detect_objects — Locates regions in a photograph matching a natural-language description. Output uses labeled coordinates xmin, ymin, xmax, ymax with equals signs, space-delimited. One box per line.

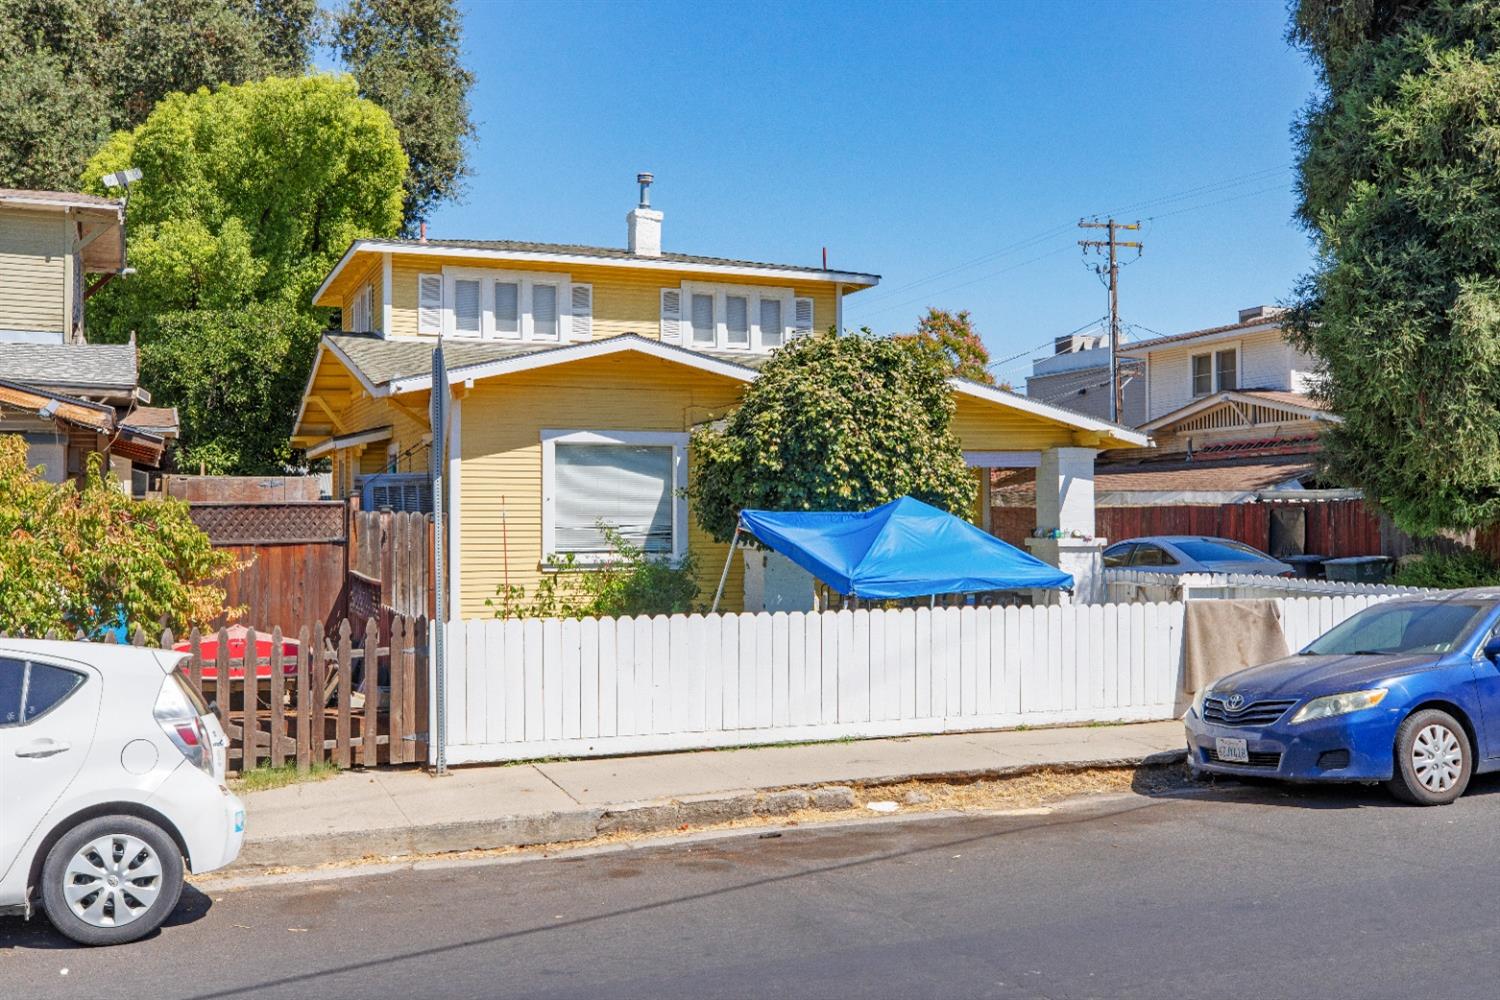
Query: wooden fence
xmin=437 ymin=594 xmax=1395 ymax=765
xmin=348 ymin=510 xmax=434 ymax=627
xmin=187 ymin=501 xmax=350 ymax=630
xmin=122 ymin=616 xmax=429 ymax=775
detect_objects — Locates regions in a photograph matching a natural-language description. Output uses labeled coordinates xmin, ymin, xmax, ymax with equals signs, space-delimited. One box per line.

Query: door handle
xmin=15 ymin=740 xmax=69 ymax=759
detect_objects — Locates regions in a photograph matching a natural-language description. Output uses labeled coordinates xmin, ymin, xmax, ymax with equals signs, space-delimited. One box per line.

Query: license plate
xmin=1215 ymin=737 xmax=1249 ymax=764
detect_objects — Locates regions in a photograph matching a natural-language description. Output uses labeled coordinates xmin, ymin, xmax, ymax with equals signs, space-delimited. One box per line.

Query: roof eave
xmin=314 ymin=238 xmax=880 ymax=307
xmin=949 ymin=378 xmax=1152 ymax=449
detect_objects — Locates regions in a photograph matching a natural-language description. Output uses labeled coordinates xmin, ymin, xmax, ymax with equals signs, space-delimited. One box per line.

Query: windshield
xmin=1173 ymin=539 xmax=1272 ymax=563
xmin=1303 ymin=602 xmax=1491 ymax=656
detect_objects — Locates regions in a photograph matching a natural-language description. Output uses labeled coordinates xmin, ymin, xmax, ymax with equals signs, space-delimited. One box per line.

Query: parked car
xmin=0 ymin=640 xmax=244 ymax=945
xmin=1102 ymin=536 xmax=1293 ymax=576
xmin=1185 ymin=590 xmax=1500 ymax=805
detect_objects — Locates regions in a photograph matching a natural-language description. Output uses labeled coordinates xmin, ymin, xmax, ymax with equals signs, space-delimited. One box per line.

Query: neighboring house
xmin=1097 ymin=305 xmax=1339 ymax=502
xmin=1024 ymin=331 xmax=1145 ymax=427
xmin=993 ymin=305 xmax=1352 ymax=561
xmin=292 ymin=177 xmax=1148 ymax=613
xmin=0 ymin=188 xmax=177 ymax=490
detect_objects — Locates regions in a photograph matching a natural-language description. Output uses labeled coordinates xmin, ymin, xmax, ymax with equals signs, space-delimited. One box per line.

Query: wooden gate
xmin=139 ymin=616 xmax=429 ymax=775
xmin=348 ymin=510 xmax=434 ymax=628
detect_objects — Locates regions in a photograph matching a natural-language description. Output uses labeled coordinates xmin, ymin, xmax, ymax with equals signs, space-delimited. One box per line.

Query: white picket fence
xmin=436 ymin=593 xmax=1398 ymax=765
xmin=1103 ymin=569 xmax=1433 ymax=605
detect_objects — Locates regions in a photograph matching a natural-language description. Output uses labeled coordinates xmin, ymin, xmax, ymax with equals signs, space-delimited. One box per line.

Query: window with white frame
xmin=542 ymin=430 xmax=688 ymax=562
xmin=348 ymin=282 xmax=374 ymax=332
xmin=670 ymin=281 xmax=810 ymax=353
xmin=1190 ymin=347 xmax=1238 ymax=396
xmin=420 ymin=268 xmax=590 ymax=343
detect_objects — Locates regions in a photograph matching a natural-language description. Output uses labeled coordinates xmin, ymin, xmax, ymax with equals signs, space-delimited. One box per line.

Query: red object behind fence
xmin=173 ymin=625 xmax=301 ymax=679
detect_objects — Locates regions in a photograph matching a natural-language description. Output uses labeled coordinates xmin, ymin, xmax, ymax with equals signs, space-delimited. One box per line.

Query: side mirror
xmin=1483 ymin=637 xmax=1500 ymax=662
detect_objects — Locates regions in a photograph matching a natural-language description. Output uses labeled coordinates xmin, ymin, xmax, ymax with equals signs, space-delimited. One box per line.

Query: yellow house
xmin=293 ymin=178 xmax=1148 ymax=615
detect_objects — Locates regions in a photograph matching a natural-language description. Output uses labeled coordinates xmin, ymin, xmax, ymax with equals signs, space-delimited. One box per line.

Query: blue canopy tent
xmin=712 ymin=496 xmax=1073 ymax=610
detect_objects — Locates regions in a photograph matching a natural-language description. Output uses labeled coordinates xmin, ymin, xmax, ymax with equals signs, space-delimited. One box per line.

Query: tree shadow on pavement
xmin=0 ymin=884 xmax=213 ymax=951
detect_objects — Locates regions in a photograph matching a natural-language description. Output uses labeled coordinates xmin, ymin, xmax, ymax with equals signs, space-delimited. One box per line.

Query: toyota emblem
xmin=1224 ymin=693 xmax=1245 ymax=712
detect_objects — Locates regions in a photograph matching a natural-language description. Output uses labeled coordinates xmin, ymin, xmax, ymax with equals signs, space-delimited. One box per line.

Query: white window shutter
xmin=418 ymin=274 xmax=443 ymax=334
xmin=660 ymin=289 xmax=682 ymax=343
xmin=793 ymin=297 xmax=814 ymax=338
xmin=570 ymin=283 xmax=593 ymax=341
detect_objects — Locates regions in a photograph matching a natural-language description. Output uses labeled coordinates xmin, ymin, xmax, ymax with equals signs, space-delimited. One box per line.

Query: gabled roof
xmin=387 ymin=334 xmax=760 ymax=395
xmin=314 ymin=237 xmax=879 ymax=306
xmin=1139 ymin=388 xmax=1336 ymax=433
xmin=298 ymin=334 xmax=1148 ymax=451
xmin=0 ymin=343 xmax=138 ymax=394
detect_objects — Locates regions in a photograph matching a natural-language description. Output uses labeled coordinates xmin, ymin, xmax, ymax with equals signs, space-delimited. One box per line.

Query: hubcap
xmin=1412 ymin=724 xmax=1464 ymax=793
xmin=62 ymin=834 xmax=163 ymax=928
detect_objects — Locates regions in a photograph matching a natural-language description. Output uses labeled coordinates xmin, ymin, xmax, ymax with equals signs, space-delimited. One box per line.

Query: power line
xmin=850 ymin=163 xmax=1291 ymax=314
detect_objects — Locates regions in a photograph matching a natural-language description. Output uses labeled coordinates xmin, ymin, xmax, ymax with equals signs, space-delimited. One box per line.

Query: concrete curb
xmin=232 ymin=749 xmax=1186 ymax=872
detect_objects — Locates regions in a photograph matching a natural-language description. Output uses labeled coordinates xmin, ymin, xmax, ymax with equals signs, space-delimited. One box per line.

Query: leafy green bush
xmin=1392 ymin=550 xmax=1500 ymax=590
xmin=0 ymin=436 xmax=240 ymax=635
xmin=487 ymin=524 xmax=699 ymax=620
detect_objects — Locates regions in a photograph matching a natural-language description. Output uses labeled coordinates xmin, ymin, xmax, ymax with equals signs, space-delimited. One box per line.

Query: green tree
xmin=82 ymin=74 xmax=408 ymax=471
xmin=689 ymin=330 xmax=977 ymax=543
xmin=0 ymin=436 xmax=239 ymax=635
xmin=0 ymin=0 xmax=317 ymax=190
xmin=1287 ymin=0 xmax=1500 ymax=535
xmin=137 ymin=303 xmax=325 ymax=474
xmin=331 ymin=0 xmax=475 ymax=231
xmin=901 ymin=307 xmax=995 ymax=384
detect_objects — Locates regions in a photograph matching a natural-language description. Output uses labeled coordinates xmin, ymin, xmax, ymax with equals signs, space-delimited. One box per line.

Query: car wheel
xmin=1387 ymin=709 xmax=1472 ymax=806
xmin=40 ymin=815 xmax=185 ymax=946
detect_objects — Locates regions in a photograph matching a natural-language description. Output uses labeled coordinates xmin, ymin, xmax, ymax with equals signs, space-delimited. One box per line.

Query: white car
xmin=0 ymin=640 xmax=245 ymax=946
xmin=1101 ymin=536 xmax=1295 ymax=577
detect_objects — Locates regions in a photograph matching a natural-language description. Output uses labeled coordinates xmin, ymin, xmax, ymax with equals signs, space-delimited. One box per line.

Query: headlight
xmin=1289 ymin=688 xmax=1388 ymax=725
xmin=1188 ymin=686 xmax=1210 ymax=719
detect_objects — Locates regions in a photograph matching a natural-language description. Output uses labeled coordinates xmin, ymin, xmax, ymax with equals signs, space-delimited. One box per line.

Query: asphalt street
xmin=6 ymin=773 xmax=1500 ymax=999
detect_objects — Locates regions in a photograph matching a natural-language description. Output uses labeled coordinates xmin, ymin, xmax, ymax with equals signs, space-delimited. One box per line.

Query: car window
xmin=22 ymin=662 xmax=85 ymax=722
xmin=0 ymin=658 xmax=22 ymax=727
xmin=1303 ymin=602 xmax=1491 ymax=656
xmin=1103 ymin=544 xmax=1135 ymax=568
xmin=1130 ymin=544 xmax=1178 ymax=567
xmin=1172 ymin=538 xmax=1273 ymax=563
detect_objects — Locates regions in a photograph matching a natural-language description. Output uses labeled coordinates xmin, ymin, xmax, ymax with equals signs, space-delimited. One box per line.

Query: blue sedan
xmin=1185 ymin=590 xmax=1500 ymax=805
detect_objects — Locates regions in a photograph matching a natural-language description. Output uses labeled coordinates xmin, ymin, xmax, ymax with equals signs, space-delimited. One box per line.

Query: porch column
xmin=1024 ymin=446 xmax=1106 ymax=604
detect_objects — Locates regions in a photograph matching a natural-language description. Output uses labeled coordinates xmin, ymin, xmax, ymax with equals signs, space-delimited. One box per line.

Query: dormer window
xmin=667 ymin=280 xmax=812 ymax=352
xmin=419 ymin=267 xmax=591 ymax=342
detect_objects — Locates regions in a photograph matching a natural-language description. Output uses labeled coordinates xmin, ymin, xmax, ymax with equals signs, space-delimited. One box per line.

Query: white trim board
xmin=305 ymin=424 xmax=393 ymax=460
xmin=963 ymin=450 xmax=1041 ymax=468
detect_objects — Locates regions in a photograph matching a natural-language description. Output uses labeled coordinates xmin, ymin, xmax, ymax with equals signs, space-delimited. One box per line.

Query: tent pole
xmin=711 ymin=525 xmax=742 ymax=614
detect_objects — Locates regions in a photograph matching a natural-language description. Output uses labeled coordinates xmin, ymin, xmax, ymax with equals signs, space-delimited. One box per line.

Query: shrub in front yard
xmin=488 ymin=524 xmax=699 ymax=619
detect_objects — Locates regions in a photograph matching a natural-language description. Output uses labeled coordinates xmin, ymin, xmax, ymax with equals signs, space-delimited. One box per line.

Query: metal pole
xmin=429 ymin=346 xmax=449 ymax=776
xmin=711 ymin=525 xmax=742 ymax=614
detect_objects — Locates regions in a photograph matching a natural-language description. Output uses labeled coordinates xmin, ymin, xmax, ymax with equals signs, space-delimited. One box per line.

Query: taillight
xmin=154 ymin=675 xmax=212 ymax=773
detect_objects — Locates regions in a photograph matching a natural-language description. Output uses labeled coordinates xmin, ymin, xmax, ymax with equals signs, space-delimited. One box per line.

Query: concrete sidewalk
xmin=233 ymin=721 xmax=1186 ymax=870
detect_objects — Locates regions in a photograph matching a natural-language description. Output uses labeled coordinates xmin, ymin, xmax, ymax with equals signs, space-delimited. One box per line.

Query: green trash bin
xmin=1323 ymin=555 xmax=1393 ymax=584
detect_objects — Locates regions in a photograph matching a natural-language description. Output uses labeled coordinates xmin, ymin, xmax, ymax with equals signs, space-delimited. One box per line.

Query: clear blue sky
xmin=429 ymin=0 xmax=1316 ymax=383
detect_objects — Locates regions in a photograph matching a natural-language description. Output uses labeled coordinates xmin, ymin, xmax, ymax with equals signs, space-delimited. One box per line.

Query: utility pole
xmin=1078 ymin=219 xmax=1142 ymax=423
